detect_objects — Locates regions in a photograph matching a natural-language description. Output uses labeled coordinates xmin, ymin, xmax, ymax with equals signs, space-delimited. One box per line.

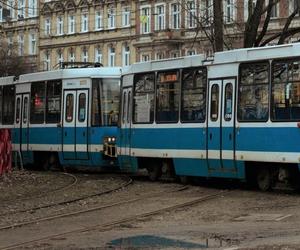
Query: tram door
xmin=63 ymin=89 xmax=89 ymax=160
xmin=119 ymin=87 xmax=132 ymax=169
xmin=14 ymin=94 xmax=30 ymax=157
xmin=207 ymin=79 xmax=236 ymax=172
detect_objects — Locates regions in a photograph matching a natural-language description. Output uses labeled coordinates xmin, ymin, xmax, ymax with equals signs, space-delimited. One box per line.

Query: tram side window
xmin=65 ymin=94 xmax=74 ymax=122
xmin=100 ymin=79 xmax=120 ymax=126
xmin=133 ymin=73 xmax=155 ymax=123
xmin=2 ymin=85 xmax=15 ymax=125
xmin=46 ymin=80 xmax=62 ymax=123
xmin=31 ymin=82 xmax=46 ymax=124
xmin=92 ymin=79 xmax=101 ymax=126
xmin=156 ymin=71 xmax=180 ymax=123
xmin=238 ymin=62 xmax=269 ymax=122
xmin=272 ymin=60 xmax=300 ymax=121
xmin=78 ymin=93 xmax=86 ymax=122
xmin=91 ymin=78 xmax=120 ymax=126
xmin=181 ymin=68 xmax=207 ymax=123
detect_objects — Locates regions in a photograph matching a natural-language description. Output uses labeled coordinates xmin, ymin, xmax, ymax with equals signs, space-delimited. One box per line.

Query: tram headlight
xmin=104 ymin=136 xmax=116 ymax=144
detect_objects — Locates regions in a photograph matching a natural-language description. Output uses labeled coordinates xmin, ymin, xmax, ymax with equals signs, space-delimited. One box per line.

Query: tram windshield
xmin=92 ymin=78 xmax=120 ymax=126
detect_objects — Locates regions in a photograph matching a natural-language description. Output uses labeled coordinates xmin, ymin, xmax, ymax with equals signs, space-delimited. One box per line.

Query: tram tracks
xmin=0 ymin=172 xmax=78 ymax=205
xmin=0 ymin=174 xmax=132 ymax=218
xmin=0 ymin=183 xmax=185 ymax=231
xmin=0 ymin=188 xmax=231 ymax=250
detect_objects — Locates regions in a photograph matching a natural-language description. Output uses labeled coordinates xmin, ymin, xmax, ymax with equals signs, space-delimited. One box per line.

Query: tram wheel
xmin=147 ymin=165 xmax=162 ymax=181
xmin=43 ymin=153 xmax=60 ymax=171
xmin=256 ymin=167 xmax=273 ymax=191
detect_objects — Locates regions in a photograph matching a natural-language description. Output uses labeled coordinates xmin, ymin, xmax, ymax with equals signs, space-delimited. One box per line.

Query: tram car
xmin=0 ymin=65 xmax=121 ymax=170
xmin=118 ymin=43 xmax=300 ymax=190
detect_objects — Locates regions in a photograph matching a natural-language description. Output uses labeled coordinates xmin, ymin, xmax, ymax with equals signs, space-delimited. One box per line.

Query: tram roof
xmin=0 ymin=76 xmax=15 ymax=86
xmin=123 ymin=42 xmax=300 ymax=75
xmin=213 ymin=42 xmax=300 ymax=64
xmin=17 ymin=67 xmax=122 ymax=83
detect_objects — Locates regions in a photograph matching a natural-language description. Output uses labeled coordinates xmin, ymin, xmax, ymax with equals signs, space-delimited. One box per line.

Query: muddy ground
xmin=1 ymin=170 xmax=300 ymax=250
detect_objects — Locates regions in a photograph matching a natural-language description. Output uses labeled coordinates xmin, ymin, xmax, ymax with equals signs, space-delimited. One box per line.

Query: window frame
xmin=156 ymin=69 xmax=181 ymax=124
xmin=132 ymin=72 xmax=156 ymax=124
xmin=30 ymin=81 xmax=46 ymax=124
xmin=181 ymin=67 xmax=207 ymax=123
xmin=237 ymin=60 xmax=270 ymax=123
xmin=271 ymin=57 xmax=300 ymax=122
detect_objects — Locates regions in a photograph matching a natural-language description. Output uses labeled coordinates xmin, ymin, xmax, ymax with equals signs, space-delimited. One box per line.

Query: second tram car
xmin=0 ymin=66 xmax=121 ymax=170
xmin=118 ymin=43 xmax=300 ymax=190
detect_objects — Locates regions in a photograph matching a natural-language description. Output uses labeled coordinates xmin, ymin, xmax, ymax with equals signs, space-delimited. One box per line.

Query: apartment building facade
xmin=1 ymin=0 xmax=300 ymax=72
xmin=0 ymin=0 xmax=39 ymax=72
xmin=39 ymin=0 xmax=136 ymax=71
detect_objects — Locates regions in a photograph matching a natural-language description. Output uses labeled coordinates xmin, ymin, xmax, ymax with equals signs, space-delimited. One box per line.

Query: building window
xmin=95 ymin=47 xmax=102 ymax=63
xmin=141 ymin=6 xmax=150 ymax=34
xmin=171 ymin=51 xmax=180 ymax=58
xmin=18 ymin=0 xmax=25 ymax=18
xmin=45 ymin=18 xmax=51 ymax=36
xmin=155 ymin=4 xmax=165 ymax=31
xmin=69 ymin=50 xmax=75 ymax=62
xmin=203 ymin=0 xmax=213 ymax=25
xmin=68 ymin=15 xmax=75 ymax=34
xmin=122 ymin=45 xmax=130 ymax=66
xmin=292 ymin=0 xmax=300 ymax=15
xmin=187 ymin=50 xmax=196 ymax=56
xmin=141 ymin=54 xmax=150 ymax=62
xmin=81 ymin=13 xmax=88 ymax=32
xmin=122 ymin=7 xmax=130 ymax=27
xmin=29 ymin=33 xmax=36 ymax=55
xmin=108 ymin=8 xmax=116 ymax=29
xmin=170 ymin=3 xmax=180 ymax=29
xmin=108 ymin=47 xmax=115 ymax=66
xmin=7 ymin=35 xmax=13 ymax=56
xmin=8 ymin=0 xmax=14 ymax=19
xmin=270 ymin=2 xmax=278 ymax=18
xmin=225 ymin=0 xmax=235 ymax=23
xmin=95 ymin=11 xmax=103 ymax=30
xmin=156 ymin=52 xmax=164 ymax=60
xmin=82 ymin=48 xmax=88 ymax=62
xmin=28 ymin=0 xmax=37 ymax=17
xmin=18 ymin=33 xmax=24 ymax=56
xmin=57 ymin=50 xmax=64 ymax=66
xmin=44 ymin=51 xmax=51 ymax=71
xmin=186 ymin=1 xmax=196 ymax=28
xmin=56 ymin=16 xmax=63 ymax=35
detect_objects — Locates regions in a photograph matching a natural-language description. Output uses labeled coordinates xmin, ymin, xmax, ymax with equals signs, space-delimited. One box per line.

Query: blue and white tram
xmin=118 ymin=43 xmax=300 ymax=190
xmin=0 ymin=67 xmax=121 ymax=170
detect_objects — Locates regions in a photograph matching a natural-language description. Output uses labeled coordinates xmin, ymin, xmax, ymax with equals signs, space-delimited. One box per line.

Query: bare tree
xmin=0 ymin=34 xmax=29 ymax=77
xmin=181 ymin=0 xmax=300 ymax=52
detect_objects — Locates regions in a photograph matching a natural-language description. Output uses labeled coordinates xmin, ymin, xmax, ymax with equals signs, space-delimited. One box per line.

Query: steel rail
xmin=0 ymin=189 xmax=230 ymax=250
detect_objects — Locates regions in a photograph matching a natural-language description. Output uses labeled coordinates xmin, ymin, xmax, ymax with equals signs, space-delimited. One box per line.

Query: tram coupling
xmin=103 ymin=136 xmax=117 ymax=158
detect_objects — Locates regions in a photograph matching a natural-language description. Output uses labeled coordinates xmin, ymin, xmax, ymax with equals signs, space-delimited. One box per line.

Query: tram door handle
xmin=209 ymin=133 xmax=212 ymax=140
xmin=229 ymin=133 xmax=232 ymax=141
xmin=83 ymin=132 xmax=86 ymax=137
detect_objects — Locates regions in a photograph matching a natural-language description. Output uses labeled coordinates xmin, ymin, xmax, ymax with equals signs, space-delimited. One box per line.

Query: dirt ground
xmin=1 ymin=170 xmax=300 ymax=250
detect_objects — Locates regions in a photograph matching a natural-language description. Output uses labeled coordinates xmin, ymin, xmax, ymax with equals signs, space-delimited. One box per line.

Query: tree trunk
xmin=213 ymin=0 xmax=224 ymax=51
